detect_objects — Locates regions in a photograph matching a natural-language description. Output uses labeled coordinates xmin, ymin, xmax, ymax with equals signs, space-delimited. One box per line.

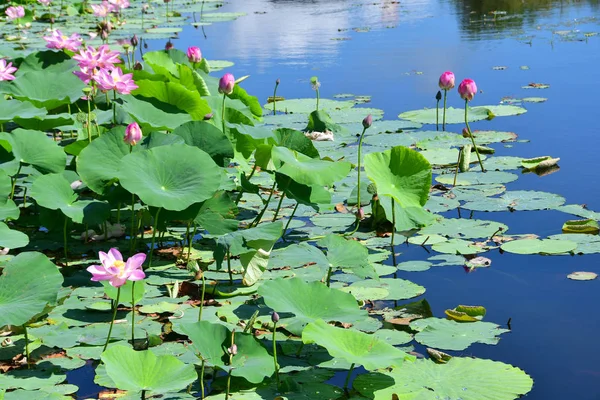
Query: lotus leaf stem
xmin=316 ymin=87 xmax=320 ymax=111
xmin=187 ymin=223 xmax=197 ymax=261
xmin=141 ymin=390 xmax=146 ymax=400
xmin=349 ymin=124 xmax=369 ymax=235
xmin=343 ymin=363 xmax=355 ymax=392
xmin=112 ymin=90 xmax=117 ymax=125
xmin=464 ymin=100 xmax=485 ymax=172
xmin=129 ymin=193 xmax=136 ymax=255
xmin=225 ymin=330 xmax=236 ymax=399
xmin=283 ymin=202 xmax=299 ymax=237
xmin=325 ymin=266 xmax=333 ymax=287
xmin=23 ymin=325 xmax=30 ymax=369
xmin=9 ymin=163 xmax=22 ymax=200
xmin=87 ymin=96 xmax=92 ymax=142
xmin=198 ymin=271 xmax=206 ymax=321
xmin=442 ymin=89 xmax=448 ymax=131
xmin=391 ymin=198 xmax=396 ymax=249
xmin=452 ymin=146 xmax=462 ymax=187
xmin=147 ymin=207 xmax=162 ymax=269
xmin=116 ymin=202 xmax=121 ymax=224
xmin=227 ymin=251 xmax=233 ymax=286
xmin=272 ymin=192 xmax=286 ymax=221
xmin=234 ymin=164 xmax=258 ymax=205
xmin=272 ymin=321 xmax=280 ymax=388
xmin=436 ymin=96 xmax=440 ymax=131
xmin=103 ymin=286 xmax=120 ymax=352
xmin=272 ymin=80 xmax=279 ymax=115
xmin=200 ymin=359 xmax=205 ymax=399
xmin=63 ymin=215 xmax=69 ymax=267
xmin=251 ymin=181 xmax=277 ymax=228
xmin=221 ymin=93 xmax=227 ymax=137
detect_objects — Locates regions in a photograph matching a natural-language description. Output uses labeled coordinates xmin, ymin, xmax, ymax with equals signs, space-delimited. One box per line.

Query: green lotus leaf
xmin=500 ymin=238 xmax=577 ymax=255
xmin=172 ymin=120 xmax=234 ymax=167
xmin=0 ymin=129 xmax=66 ymax=174
xmin=555 ymin=204 xmax=600 ymax=221
xmin=431 ymin=239 xmax=489 ymax=255
xmin=317 ymin=234 xmax=377 ymax=279
xmin=258 ymin=277 xmax=368 ymax=335
xmin=122 ymin=94 xmax=192 ymax=131
xmin=0 ymin=252 xmax=63 ymax=327
xmin=0 ymin=222 xmax=29 ymax=249
xmin=436 ymin=171 xmax=518 ymax=186
xmin=272 ymin=146 xmax=352 ymax=186
xmin=4 ymin=70 xmax=85 ymax=110
xmin=461 ymin=190 xmax=565 ymax=212
xmin=0 ymin=369 xmax=67 ymax=391
xmin=302 ymin=319 xmax=415 ymax=370
xmin=0 ymin=197 xmax=19 ymax=220
xmin=118 ymin=144 xmax=221 ymax=211
xmin=100 ymin=345 xmax=197 ymax=393
xmin=547 ymin=233 xmax=600 ymax=254
xmin=0 ymin=97 xmax=47 ymax=124
xmin=364 ymin=146 xmax=433 ymax=231
xmin=346 ymin=278 xmax=425 ymax=301
xmin=263 ymin=98 xmax=354 ymax=113
xmin=398 ymin=105 xmax=526 ymax=124
xmin=361 ymin=358 xmax=533 ymax=400
xmin=396 ymin=260 xmax=432 ymax=272
xmin=410 ymin=317 xmax=509 ymax=351
xmin=178 ymin=320 xmax=228 ymax=367
xmin=419 ymin=218 xmax=508 ymax=239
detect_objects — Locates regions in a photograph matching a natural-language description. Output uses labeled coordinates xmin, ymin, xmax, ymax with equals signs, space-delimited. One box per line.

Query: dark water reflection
xmin=141 ymin=1 xmax=600 ymax=399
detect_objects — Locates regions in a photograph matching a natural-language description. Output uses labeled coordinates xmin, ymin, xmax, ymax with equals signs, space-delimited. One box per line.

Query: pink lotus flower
xmin=108 ymin=0 xmax=129 ymax=10
xmin=73 ymin=45 xmax=121 ymax=70
xmin=94 ymin=67 xmax=138 ymax=94
xmin=186 ymin=46 xmax=202 ymax=63
xmin=458 ymin=78 xmax=477 ymax=101
xmin=43 ymin=30 xmax=82 ymax=52
xmin=73 ymin=66 xmax=98 ymax=84
xmin=5 ymin=6 xmax=24 ymax=20
xmin=91 ymin=1 xmax=111 ymax=17
xmin=0 ymin=59 xmax=17 ymax=81
xmin=362 ymin=114 xmax=372 ymax=129
xmin=438 ymin=71 xmax=455 ymax=91
xmin=124 ymin=122 xmax=142 ymax=145
xmin=218 ymin=73 xmax=235 ymax=95
xmin=38 ymin=0 xmax=52 ymax=6
xmin=87 ymin=248 xmax=146 ymax=287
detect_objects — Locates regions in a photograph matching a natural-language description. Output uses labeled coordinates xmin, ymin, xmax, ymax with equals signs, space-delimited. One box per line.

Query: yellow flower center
xmin=113 ymin=260 xmax=126 ymax=277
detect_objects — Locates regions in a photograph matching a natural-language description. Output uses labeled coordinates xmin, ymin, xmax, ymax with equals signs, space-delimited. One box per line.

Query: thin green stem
xmin=465 ymin=100 xmax=485 ymax=172
xmin=184 ymin=221 xmax=191 ymax=254
xmin=141 ymin=390 xmax=146 ymax=400
xmin=221 ymin=93 xmax=227 ymax=135
xmin=250 ymin=181 xmax=276 ymax=228
xmin=436 ymin=98 xmax=440 ymax=131
xmin=198 ymin=271 xmax=206 ymax=321
xmin=200 ymin=359 xmax=205 ymax=399
xmin=273 ymin=82 xmax=279 ymax=115
xmin=112 ymin=90 xmax=117 ymax=125
xmin=9 ymin=163 xmax=22 ymax=200
xmin=271 ymin=190 xmax=286 ymax=221
xmin=234 ymin=164 xmax=257 ymax=205
xmin=325 ymin=266 xmax=333 ymax=287
xmin=283 ymin=202 xmax=299 ymax=236
xmin=225 ymin=331 xmax=235 ymax=399
xmin=442 ymin=90 xmax=448 ymax=131
xmin=272 ymin=321 xmax=280 ymax=388
xmin=187 ymin=223 xmax=197 ymax=261
xmin=131 ymin=281 xmax=136 ymax=347
xmin=129 ymin=193 xmax=136 ymax=255
xmin=453 ymin=146 xmax=462 ymax=187
xmin=148 ymin=207 xmax=162 ymax=269
xmin=391 ymin=198 xmax=396 ymax=249
xmin=116 ymin=202 xmax=121 ymax=224
xmin=63 ymin=215 xmax=69 ymax=267
xmin=349 ymin=126 xmax=368 ymax=235
xmin=343 ymin=363 xmax=356 ymax=392
xmin=23 ymin=325 xmax=30 ymax=369
xmin=316 ymin=88 xmax=320 ymax=111
xmin=103 ymin=287 xmax=121 ymax=352
xmin=227 ymin=251 xmax=233 ymax=286
xmin=87 ymin=96 xmax=92 ymax=142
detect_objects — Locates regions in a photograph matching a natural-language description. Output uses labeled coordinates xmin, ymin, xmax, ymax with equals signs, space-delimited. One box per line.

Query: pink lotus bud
xmin=218 ymin=73 xmax=235 ymax=95
xmin=124 ymin=122 xmax=142 ymax=145
xmin=228 ymin=343 xmax=238 ymax=355
xmin=271 ymin=311 xmax=279 ymax=323
xmin=458 ymin=78 xmax=477 ymax=101
xmin=356 ymin=207 xmax=364 ymax=219
xmin=362 ymin=114 xmax=372 ymax=129
xmin=130 ymin=34 xmax=138 ymax=47
xmin=438 ymin=71 xmax=455 ymax=90
xmin=165 ymin=41 xmax=173 ymax=51
xmin=462 ymin=127 xmax=470 ymax=137
xmin=203 ymin=113 xmax=213 ymax=120
xmin=186 ymin=46 xmax=202 ymax=63
xmin=133 ymin=61 xmax=143 ymax=70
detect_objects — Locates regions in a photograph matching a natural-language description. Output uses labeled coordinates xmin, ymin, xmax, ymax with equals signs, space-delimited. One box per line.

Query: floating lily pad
xmin=567 ymin=272 xmax=597 ymax=281
xmin=500 ymin=238 xmax=577 ymax=255
xmin=263 ymin=98 xmax=354 ymax=113
xmin=436 ymin=171 xmax=518 ymax=186
xmin=410 ymin=317 xmax=509 ymax=351
xmin=461 ymin=190 xmax=565 ymax=212
xmin=432 ymin=239 xmax=489 ymax=255
xmin=396 ymin=260 xmax=432 ymax=272
xmin=548 ymin=233 xmax=600 ymax=254
xmin=346 ymin=278 xmax=426 ymax=300
xmin=419 ymin=218 xmax=508 ymax=240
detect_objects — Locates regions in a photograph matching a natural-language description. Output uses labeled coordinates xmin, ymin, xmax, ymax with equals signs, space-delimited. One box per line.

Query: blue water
xmin=139 ymin=1 xmax=600 ymax=399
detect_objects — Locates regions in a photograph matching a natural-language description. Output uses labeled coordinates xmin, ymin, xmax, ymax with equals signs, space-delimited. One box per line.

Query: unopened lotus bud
xmin=133 ymin=61 xmax=143 ymax=70
xmin=228 ymin=344 xmax=238 ymax=355
xmin=271 ymin=311 xmax=280 ymax=323
xmin=100 ymin=30 xmax=108 ymax=40
xmin=436 ymin=90 xmax=442 ymax=101
xmin=462 ymin=127 xmax=470 ymax=137
xmin=276 ymin=78 xmax=280 ymax=85
xmin=356 ymin=207 xmax=364 ymax=219
xmin=131 ymin=34 xmax=138 ymax=47
xmin=218 ymin=73 xmax=235 ymax=95
xmin=165 ymin=41 xmax=173 ymax=51
xmin=124 ymin=122 xmax=143 ymax=145
xmin=362 ymin=114 xmax=372 ymax=129
xmin=458 ymin=78 xmax=477 ymax=101
xmin=203 ymin=113 xmax=213 ymax=121
xmin=186 ymin=46 xmax=202 ymax=63
xmin=438 ymin=71 xmax=456 ymax=90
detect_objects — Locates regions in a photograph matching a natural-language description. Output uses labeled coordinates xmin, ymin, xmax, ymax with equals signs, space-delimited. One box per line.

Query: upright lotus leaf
xmin=30 ymin=174 xmax=110 ymax=224
xmin=194 ymin=191 xmax=239 ymax=235
xmin=122 ymin=95 xmax=192 ymax=131
xmin=368 ymin=358 xmax=533 ymax=400
xmin=364 ymin=146 xmax=433 ymax=231
xmin=410 ymin=318 xmax=509 ymax=351
xmin=14 ymin=113 xmax=74 ymax=132
xmin=0 ymin=129 xmax=66 ymax=174
xmin=230 ymin=84 xmax=262 ymax=118
xmin=132 ymin=79 xmax=212 ymax=121
xmin=258 ymin=277 xmax=368 ymax=335
xmin=274 ymin=128 xmax=320 ymax=158
xmin=317 ymin=234 xmax=377 ymax=279
xmin=229 ymin=332 xmax=276 ymax=383
xmin=15 ymin=50 xmax=74 ymax=73
xmin=271 ymin=146 xmax=352 ymax=187
xmin=0 ymin=197 xmax=19 ymax=221
xmin=0 ymin=97 xmax=47 ymax=124
xmin=179 ymin=321 xmax=229 ymax=367
xmin=302 ymin=320 xmax=415 ymax=370
xmin=278 ymin=175 xmax=331 ymax=210
xmin=177 ymin=65 xmax=211 ymax=96
xmin=0 ymin=252 xmax=63 ymax=327
xmin=100 ymin=345 xmax=197 ymax=394
xmin=6 ymin=70 xmax=86 ymax=110
xmin=172 ymin=120 xmax=234 ymax=167
xmin=118 ymin=144 xmax=221 ymax=211
xmin=0 ymin=222 xmax=29 ymax=249
xmin=304 ymin=110 xmax=345 ymax=135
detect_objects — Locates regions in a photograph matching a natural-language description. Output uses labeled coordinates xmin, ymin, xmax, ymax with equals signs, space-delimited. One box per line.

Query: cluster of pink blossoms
xmin=0 ymin=59 xmax=17 ymax=81
xmin=91 ymin=0 xmax=129 ymax=17
xmin=43 ymin=30 xmax=82 ymax=52
xmin=73 ymin=45 xmax=137 ymax=94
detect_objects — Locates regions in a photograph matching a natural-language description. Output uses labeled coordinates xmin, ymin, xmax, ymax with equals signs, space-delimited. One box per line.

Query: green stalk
xmin=349 ymin=125 xmax=368 ymax=235
xmin=272 ymin=321 xmax=280 ymax=388
xmin=141 ymin=390 xmax=146 ymax=400
xmin=103 ymin=286 xmax=121 ymax=352
xmin=391 ymin=198 xmax=396 ymax=249
xmin=271 ymin=179 xmax=288 ymax=221
xmin=227 ymin=251 xmax=233 ymax=286
xmin=129 ymin=193 xmax=136 ymax=255
xmin=9 ymin=163 xmax=22 ymax=200
xmin=225 ymin=331 xmax=235 ymax=399
xmin=452 ymin=146 xmax=462 ymax=187
xmin=87 ymin=96 xmax=92 ymax=142
xmin=131 ymin=281 xmax=136 ymax=346
xmin=234 ymin=164 xmax=257 ymax=205
xmin=116 ymin=202 xmax=121 ymax=224
xmin=221 ymin=93 xmax=227 ymax=135
xmin=283 ymin=202 xmax=299 ymax=236
xmin=198 ymin=271 xmax=206 ymax=321
xmin=112 ymin=90 xmax=117 ymax=125
xmin=316 ymin=87 xmax=320 ymax=111
xmin=272 ymin=81 xmax=279 ymax=115
xmin=464 ymin=100 xmax=485 ymax=172
xmin=442 ymin=89 xmax=448 ymax=131
xmin=187 ymin=223 xmax=197 ymax=261
xmin=23 ymin=325 xmax=30 ymax=369
xmin=63 ymin=215 xmax=69 ymax=267
xmin=250 ymin=181 xmax=276 ymax=228
xmin=436 ymin=97 xmax=440 ymax=131
xmin=343 ymin=363 xmax=355 ymax=392
xmin=199 ymin=359 xmax=205 ymax=399
xmin=147 ymin=207 xmax=162 ymax=269
xmin=325 ymin=266 xmax=333 ymax=287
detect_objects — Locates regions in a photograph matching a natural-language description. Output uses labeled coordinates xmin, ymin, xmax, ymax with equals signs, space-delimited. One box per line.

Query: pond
xmin=0 ymin=0 xmax=599 ymax=399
